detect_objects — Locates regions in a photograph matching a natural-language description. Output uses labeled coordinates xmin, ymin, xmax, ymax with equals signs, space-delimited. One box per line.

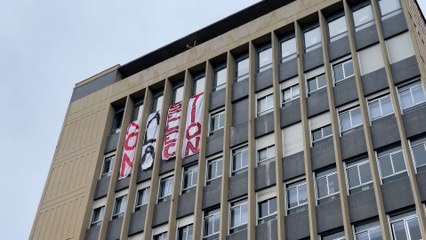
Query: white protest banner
xmin=162 ymin=102 xmax=183 ymax=160
xmin=182 ymin=93 xmax=204 ymax=158
xmin=119 ymin=121 xmax=140 ymax=179
xmin=141 ymin=112 xmax=160 ymax=170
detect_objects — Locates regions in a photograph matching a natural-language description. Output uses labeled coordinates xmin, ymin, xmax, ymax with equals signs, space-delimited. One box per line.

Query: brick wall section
xmin=405 ymin=0 xmax=426 ymax=65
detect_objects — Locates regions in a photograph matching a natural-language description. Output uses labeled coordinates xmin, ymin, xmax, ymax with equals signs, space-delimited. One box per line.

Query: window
xmin=411 ymin=137 xmax=426 ymax=170
xmin=173 ymin=85 xmax=184 ymax=103
xmin=315 ymin=168 xmax=339 ymax=204
xmin=101 ymin=153 xmax=115 ymax=177
xmin=368 ymin=94 xmax=394 ymax=121
xmin=377 ymin=146 xmax=406 ymax=182
xmin=111 ymin=108 xmax=124 ymax=133
xmin=312 ymin=124 xmax=332 ymax=145
xmin=286 ymin=179 xmax=308 ymax=214
xmin=112 ymin=195 xmax=127 ymax=219
xmin=258 ymin=197 xmax=277 ymax=224
xmin=257 ymin=93 xmax=274 ymax=116
xmin=398 ymin=80 xmax=426 ymax=112
xmin=339 ymin=106 xmax=362 ymax=134
xmin=203 ymin=208 xmax=220 ymax=239
xmin=281 ymin=37 xmax=297 ymax=61
xmin=379 ymin=0 xmax=401 ymax=19
xmin=282 ymin=85 xmax=300 ymax=105
xmin=153 ymin=232 xmax=167 ymax=240
xmin=135 ymin=187 xmax=150 ymax=211
xmin=152 ymin=94 xmax=164 ymax=113
xmin=390 ymin=211 xmax=422 ymax=240
xmin=322 ymin=231 xmax=345 ymax=240
xmin=235 ymin=56 xmax=249 ymax=82
xmin=354 ymin=221 xmax=382 ymax=240
xmin=90 ymin=206 xmax=105 ymax=227
xmin=345 ymin=158 xmax=372 ymax=194
xmin=258 ymin=46 xmax=272 ymax=72
xmin=131 ymin=100 xmax=144 ymax=121
xmin=230 ymin=199 xmax=248 ymax=234
xmin=353 ymin=4 xmax=374 ymax=31
xmin=333 ymin=59 xmax=354 ymax=83
xmin=207 ymin=157 xmax=222 ymax=183
xmin=178 ymin=224 xmax=193 ymax=240
xmin=258 ymin=145 xmax=275 ymax=164
xmin=329 ymin=16 xmax=347 ymax=41
xmin=214 ymin=66 xmax=227 ymax=91
xmin=304 ymin=26 xmax=321 ymax=52
xmin=182 ymin=165 xmax=198 ymax=193
xmin=194 ymin=75 xmax=206 ymax=95
xmin=210 ymin=111 xmax=225 ymax=134
xmin=158 ymin=175 xmax=174 ymax=202
xmin=307 ymin=73 xmax=326 ymax=95
xmin=232 ymin=146 xmax=249 ymax=174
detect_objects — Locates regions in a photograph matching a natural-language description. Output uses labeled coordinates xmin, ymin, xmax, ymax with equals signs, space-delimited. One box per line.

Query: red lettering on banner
xmin=120 ymin=154 xmax=133 ymax=176
xmin=124 ymin=131 xmax=138 ymax=151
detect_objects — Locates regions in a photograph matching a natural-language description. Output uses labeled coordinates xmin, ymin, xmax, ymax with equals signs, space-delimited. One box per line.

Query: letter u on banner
xmin=141 ymin=112 xmax=160 ymax=170
xmin=119 ymin=121 xmax=140 ymax=179
xmin=162 ymin=102 xmax=183 ymax=160
xmin=182 ymin=93 xmax=204 ymax=158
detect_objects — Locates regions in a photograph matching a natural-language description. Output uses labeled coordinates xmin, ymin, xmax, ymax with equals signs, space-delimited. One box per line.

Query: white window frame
xmin=377 ymin=147 xmax=406 ymax=182
xmin=282 ymin=84 xmax=300 ymax=106
xmin=203 ymin=208 xmax=220 ymax=239
xmin=390 ymin=211 xmax=422 ymax=240
xmin=332 ymin=58 xmax=354 ymax=84
xmin=229 ymin=198 xmax=248 ymax=234
xmin=158 ymin=175 xmax=174 ymax=202
xmin=152 ymin=94 xmax=164 ymax=113
xmin=367 ymin=94 xmax=394 ymax=122
xmin=206 ymin=157 xmax=223 ymax=183
xmin=353 ymin=4 xmax=375 ymax=32
xmin=345 ymin=158 xmax=373 ymax=194
xmin=101 ymin=152 xmax=116 ymax=178
xmin=90 ymin=205 xmax=105 ymax=227
xmin=257 ymin=197 xmax=277 ymax=224
xmin=111 ymin=108 xmax=124 ymax=134
xmin=379 ymin=0 xmax=402 ymax=20
xmin=231 ymin=145 xmax=249 ymax=175
xmin=338 ymin=106 xmax=362 ymax=134
xmin=315 ymin=168 xmax=339 ymax=204
xmin=258 ymin=45 xmax=273 ymax=72
xmin=354 ymin=221 xmax=382 ymax=240
xmin=209 ymin=110 xmax=225 ymax=135
xmin=304 ymin=26 xmax=322 ymax=53
xmin=153 ymin=232 xmax=167 ymax=240
xmin=311 ymin=124 xmax=332 ymax=145
xmin=177 ymin=224 xmax=193 ymax=240
xmin=286 ymin=179 xmax=308 ymax=215
xmin=257 ymin=145 xmax=275 ymax=165
xmin=135 ymin=185 xmax=150 ymax=211
xmin=410 ymin=137 xmax=426 ymax=170
xmin=235 ymin=55 xmax=249 ymax=82
xmin=307 ymin=73 xmax=327 ymax=95
xmin=257 ymin=93 xmax=274 ymax=116
xmin=281 ymin=36 xmax=297 ymax=61
xmin=397 ymin=80 xmax=426 ymax=112
xmin=182 ymin=164 xmax=198 ymax=193
xmin=328 ymin=15 xmax=347 ymax=42
xmin=193 ymin=75 xmax=206 ymax=95
xmin=172 ymin=84 xmax=184 ymax=103
xmin=112 ymin=194 xmax=127 ymax=219
xmin=214 ymin=66 xmax=227 ymax=91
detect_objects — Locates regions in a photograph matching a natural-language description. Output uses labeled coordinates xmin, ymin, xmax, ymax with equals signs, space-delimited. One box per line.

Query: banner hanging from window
xmin=141 ymin=112 xmax=160 ymax=170
xmin=182 ymin=92 xmax=204 ymax=158
xmin=119 ymin=120 xmax=140 ymax=179
xmin=162 ymin=102 xmax=183 ymax=160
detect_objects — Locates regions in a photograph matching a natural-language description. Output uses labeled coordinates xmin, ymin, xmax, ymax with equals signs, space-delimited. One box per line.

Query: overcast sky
xmin=0 ymin=1 xmax=425 ymax=239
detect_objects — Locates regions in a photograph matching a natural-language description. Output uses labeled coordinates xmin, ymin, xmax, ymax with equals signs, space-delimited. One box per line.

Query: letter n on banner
xmin=141 ymin=112 xmax=160 ymax=170
xmin=162 ymin=102 xmax=183 ymax=160
xmin=182 ymin=93 xmax=204 ymax=158
xmin=119 ymin=121 xmax=140 ymax=179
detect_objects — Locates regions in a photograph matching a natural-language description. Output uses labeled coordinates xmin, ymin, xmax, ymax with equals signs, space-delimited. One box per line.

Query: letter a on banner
xmin=119 ymin=121 xmax=140 ymax=179
xmin=182 ymin=93 xmax=204 ymax=158
xmin=162 ymin=102 xmax=183 ymax=160
xmin=141 ymin=112 xmax=160 ymax=170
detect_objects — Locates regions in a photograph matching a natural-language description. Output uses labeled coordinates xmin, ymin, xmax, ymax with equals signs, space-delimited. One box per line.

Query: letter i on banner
xmin=182 ymin=92 xmax=204 ymax=158
xmin=162 ymin=102 xmax=183 ymax=160
xmin=119 ymin=107 xmax=143 ymax=179
xmin=141 ymin=112 xmax=160 ymax=170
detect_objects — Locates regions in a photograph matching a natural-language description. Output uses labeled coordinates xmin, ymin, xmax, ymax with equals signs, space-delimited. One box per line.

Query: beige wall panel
xmin=282 ymin=123 xmax=303 ymax=156
xmin=358 ymin=44 xmax=384 ymax=75
xmin=386 ymin=32 xmax=415 ymax=64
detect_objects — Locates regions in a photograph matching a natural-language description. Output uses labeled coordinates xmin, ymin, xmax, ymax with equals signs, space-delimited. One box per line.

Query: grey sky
xmin=0 ymin=1 xmax=425 ymax=239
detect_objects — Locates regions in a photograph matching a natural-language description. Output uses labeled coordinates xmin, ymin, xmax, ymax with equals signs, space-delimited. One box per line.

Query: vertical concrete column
xmin=247 ymin=42 xmax=257 ymax=240
xmin=98 ymin=96 xmax=133 ymax=240
xmin=371 ymin=0 xmax=426 ymax=237
xmin=167 ymin=68 xmax=198 ymax=238
xmin=319 ymin=10 xmax=353 ymax=240
xmin=193 ymin=61 xmax=214 ymax=240
xmin=218 ymin=52 xmax=234 ymax=240
xmin=142 ymin=81 xmax=173 ymax=240
xmin=120 ymin=88 xmax=153 ymax=240
xmin=342 ymin=1 xmax=391 ymax=238
xmin=294 ymin=21 xmax=318 ymax=240
xmin=271 ymin=31 xmax=286 ymax=240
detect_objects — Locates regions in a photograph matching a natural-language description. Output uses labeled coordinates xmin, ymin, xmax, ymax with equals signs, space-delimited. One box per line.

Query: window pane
xmin=340 ymin=112 xmax=351 ymax=131
xmin=317 ymin=74 xmax=326 ymax=89
xmin=379 ymin=0 xmax=401 ymax=17
xmin=379 ymin=155 xmax=394 ymax=177
xmin=343 ymin=61 xmax=354 ymax=77
xmin=215 ymin=67 xmax=227 ymax=89
xmin=369 ymin=101 xmax=381 ymax=120
xmin=194 ymin=77 xmax=205 ymax=95
xmin=381 ymin=97 xmax=393 ymax=115
xmin=323 ymin=125 xmax=332 ymax=137
xmin=412 ymin=84 xmax=426 ymax=104
xmin=173 ymin=86 xmax=184 ymax=103
xmin=270 ymin=198 xmax=277 ymax=213
xmin=259 ymin=47 xmax=272 ymax=70
xmin=241 ymin=203 xmax=248 ymax=223
xmin=231 ymin=208 xmax=239 ymax=227
xmin=328 ymin=173 xmax=339 ymax=194
xmin=293 ymin=85 xmax=300 ymax=97
xmin=392 ymin=151 xmax=406 ymax=173
xmin=312 ymin=129 xmax=322 ymax=142
xmin=214 ymin=213 xmax=220 ymax=233
xmin=348 ymin=167 xmax=361 ymax=188
xmin=299 ymin=184 xmax=307 ymax=203
xmin=333 ymin=64 xmax=344 ymax=82
xmin=308 ymin=78 xmax=317 ymax=92
xmin=288 ymin=188 xmax=298 ymax=208
xmin=353 ymin=5 xmax=374 ymax=29
xmin=304 ymin=27 xmax=321 ymax=51
xmin=351 ymin=108 xmax=362 ymax=126
xmin=399 ymin=90 xmax=413 ymax=109
xmin=259 ymin=201 xmax=268 ymax=218
xmin=413 ymin=144 xmax=426 ymax=167
xmin=370 ymin=227 xmax=382 ymax=240
xmin=237 ymin=57 xmax=249 ymax=80
xmin=329 ymin=16 xmax=347 ymax=40
xmin=217 ymin=159 xmax=222 ymax=177
xmin=281 ymin=38 xmax=296 ymax=59
xmin=392 ymin=221 xmax=408 ymax=240
xmin=359 ymin=163 xmax=372 ymax=183
xmin=407 ymin=218 xmax=422 ymax=240
xmin=317 ymin=178 xmax=328 ymax=198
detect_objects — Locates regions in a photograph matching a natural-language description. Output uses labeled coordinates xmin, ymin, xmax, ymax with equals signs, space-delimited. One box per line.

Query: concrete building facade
xmin=31 ymin=0 xmax=426 ymax=239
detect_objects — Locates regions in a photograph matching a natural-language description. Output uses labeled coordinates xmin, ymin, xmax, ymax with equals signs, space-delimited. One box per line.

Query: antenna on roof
xmin=186 ymin=40 xmax=197 ymax=49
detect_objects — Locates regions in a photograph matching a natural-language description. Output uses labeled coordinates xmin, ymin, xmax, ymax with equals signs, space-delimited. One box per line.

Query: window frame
xmin=379 ymin=0 xmax=402 ymax=20
xmin=280 ymin=36 xmax=297 ymax=61
xmin=257 ymin=197 xmax=277 ymax=224
xmin=101 ymin=152 xmax=116 ymax=177
xmin=390 ymin=211 xmax=422 ymax=240
xmin=112 ymin=194 xmax=127 ymax=219
xmin=257 ymin=145 xmax=275 ymax=165
xmin=311 ymin=124 xmax=332 ymax=145
xmin=352 ymin=4 xmax=375 ymax=32
xmin=177 ymin=224 xmax=193 ymax=240
xmin=304 ymin=26 xmax=322 ymax=53
xmin=257 ymin=93 xmax=274 ymax=116
xmin=135 ymin=186 xmax=150 ymax=211
xmin=203 ymin=208 xmax=220 ymax=239
xmin=367 ymin=94 xmax=394 ymax=122
xmin=158 ymin=175 xmax=174 ymax=202
xmin=229 ymin=198 xmax=248 ymax=234
xmin=213 ymin=65 xmax=227 ymax=91
xmin=231 ymin=145 xmax=249 ymax=175
xmin=282 ymin=84 xmax=300 ymax=106
xmin=172 ymin=84 xmax=184 ymax=104
xmin=307 ymin=73 xmax=327 ymax=95
xmin=152 ymin=93 xmax=164 ymax=113
xmin=345 ymin=157 xmax=373 ymax=194
xmin=286 ymin=179 xmax=308 ymax=215
xmin=328 ymin=15 xmax=348 ymax=42
xmin=90 ymin=206 xmax=105 ymax=227
xmin=182 ymin=164 xmax=198 ymax=193
xmin=410 ymin=137 xmax=426 ymax=171
xmin=206 ymin=157 xmax=223 ymax=183
xmin=235 ymin=55 xmax=249 ymax=82
xmin=193 ymin=75 xmax=206 ymax=95
xmin=354 ymin=220 xmax=382 ymax=240
xmin=209 ymin=110 xmax=225 ymax=135
xmin=332 ymin=58 xmax=354 ymax=84
xmin=153 ymin=232 xmax=167 ymax=240
xmin=338 ymin=106 xmax=362 ymax=134
xmin=111 ymin=108 xmax=124 ymax=134
xmin=315 ymin=168 xmax=339 ymax=204
xmin=257 ymin=45 xmax=273 ymax=72
xmin=377 ymin=146 xmax=407 ymax=182
xmin=397 ymin=80 xmax=426 ymax=112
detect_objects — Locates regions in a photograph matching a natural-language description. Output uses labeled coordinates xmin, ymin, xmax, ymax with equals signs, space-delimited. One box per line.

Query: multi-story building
xmin=31 ymin=0 xmax=426 ymax=239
